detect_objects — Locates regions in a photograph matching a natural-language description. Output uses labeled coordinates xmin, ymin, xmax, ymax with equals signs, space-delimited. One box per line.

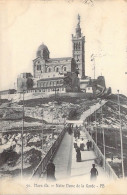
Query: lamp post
xmin=91 ymin=54 xmax=96 ymax=79
xmin=21 ymin=90 xmax=24 ymax=179
xmin=41 ymin=110 xmax=44 ymax=157
xmin=117 ymin=90 xmax=124 ymax=178
xmin=95 ymin=108 xmax=97 ymax=144
xmin=99 ymin=100 xmax=106 ymax=171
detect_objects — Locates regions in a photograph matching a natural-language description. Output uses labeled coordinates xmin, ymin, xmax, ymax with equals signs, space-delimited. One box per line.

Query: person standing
xmin=86 ymin=140 xmax=90 ymax=151
xmin=89 ymin=140 xmax=92 ymax=149
xmin=46 ymin=159 xmax=56 ymax=181
xmin=90 ymin=164 xmax=98 ymax=181
xmin=74 ymin=139 xmax=78 ymax=150
xmin=76 ymin=147 xmax=81 ymax=162
xmin=77 ymin=130 xmax=80 ymax=139
xmin=80 ymin=138 xmax=85 ymax=151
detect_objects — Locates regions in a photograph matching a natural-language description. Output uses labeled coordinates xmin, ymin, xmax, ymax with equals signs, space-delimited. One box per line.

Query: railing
xmin=84 ymin=127 xmax=118 ymax=180
xmin=31 ymin=127 xmax=66 ymax=178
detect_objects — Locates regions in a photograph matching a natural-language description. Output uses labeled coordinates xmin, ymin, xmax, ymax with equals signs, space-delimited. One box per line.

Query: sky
xmin=0 ymin=0 xmax=127 ymax=95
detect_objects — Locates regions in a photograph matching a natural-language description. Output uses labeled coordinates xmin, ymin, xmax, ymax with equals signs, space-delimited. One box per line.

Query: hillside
xmin=0 ymin=94 xmax=127 ymax=178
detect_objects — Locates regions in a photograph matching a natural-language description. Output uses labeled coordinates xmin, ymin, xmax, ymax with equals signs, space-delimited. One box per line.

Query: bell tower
xmin=72 ymin=14 xmax=85 ymax=78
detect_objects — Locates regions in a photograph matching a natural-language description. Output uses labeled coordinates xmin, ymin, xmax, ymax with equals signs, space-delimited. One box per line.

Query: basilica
xmin=0 ymin=15 xmax=111 ymax=98
xmin=17 ymin=15 xmax=87 ymax=94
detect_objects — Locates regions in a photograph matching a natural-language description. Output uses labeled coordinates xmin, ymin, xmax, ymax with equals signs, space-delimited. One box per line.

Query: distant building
xmin=29 ymin=15 xmax=85 ymax=94
xmin=33 ymin=45 xmax=77 ymax=78
xmin=17 ymin=73 xmax=33 ymax=93
xmin=0 ymin=89 xmax=16 ymax=95
xmin=86 ymin=85 xmax=93 ymax=94
xmin=80 ymin=78 xmax=90 ymax=92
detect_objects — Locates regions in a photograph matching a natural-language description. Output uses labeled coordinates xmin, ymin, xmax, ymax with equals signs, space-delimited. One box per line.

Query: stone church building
xmin=17 ymin=15 xmax=85 ymax=94
xmin=33 ymin=14 xmax=85 ymax=79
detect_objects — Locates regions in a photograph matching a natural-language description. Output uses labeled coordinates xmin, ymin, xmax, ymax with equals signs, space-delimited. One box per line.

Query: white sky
xmin=0 ymin=0 xmax=127 ymax=95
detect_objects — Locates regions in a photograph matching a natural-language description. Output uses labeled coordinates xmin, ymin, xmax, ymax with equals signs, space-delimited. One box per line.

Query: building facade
xmin=17 ymin=73 xmax=33 ymax=92
xmin=33 ymin=44 xmax=77 ymax=78
xmin=17 ymin=15 xmax=84 ymax=94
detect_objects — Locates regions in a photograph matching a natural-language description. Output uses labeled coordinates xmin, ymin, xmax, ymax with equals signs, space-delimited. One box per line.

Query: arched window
xmin=78 ymin=42 xmax=80 ymax=49
xmin=63 ymin=67 xmax=66 ymax=71
xmin=48 ymin=68 xmax=51 ymax=72
xmin=75 ymin=43 xmax=77 ymax=50
xmin=56 ymin=67 xmax=59 ymax=72
xmin=37 ymin=65 xmax=41 ymax=70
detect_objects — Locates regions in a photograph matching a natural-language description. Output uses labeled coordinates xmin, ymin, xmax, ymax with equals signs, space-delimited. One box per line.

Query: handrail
xmin=84 ymin=127 xmax=118 ymax=180
xmin=31 ymin=127 xmax=66 ymax=178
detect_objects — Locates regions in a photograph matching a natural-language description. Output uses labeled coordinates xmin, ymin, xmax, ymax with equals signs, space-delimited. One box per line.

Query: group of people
xmin=46 ymin=159 xmax=98 ymax=182
xmin=73 ymin=126 xmax=98 ymax=180
xmin=45 ymin=124 xmax=98 ymax=182
xmin=74 ymin=139 xmax=92 ymax=162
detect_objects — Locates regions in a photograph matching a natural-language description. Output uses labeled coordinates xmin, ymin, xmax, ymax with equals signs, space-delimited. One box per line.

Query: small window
xmin=63 ymin=67 xmax=66 ymax=71
xmin=37 ymin=65 xmax=41 ymax=70
xmin=56 ymin=67 xmax=59 ymax=72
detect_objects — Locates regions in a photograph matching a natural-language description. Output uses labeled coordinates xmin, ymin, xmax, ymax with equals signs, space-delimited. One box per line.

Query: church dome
xmin=36 ymin=43 xmax=50 ymax=59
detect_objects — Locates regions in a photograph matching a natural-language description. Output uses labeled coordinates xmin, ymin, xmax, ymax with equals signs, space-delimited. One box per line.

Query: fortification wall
xmin=0 ymin=91 xmax=93 ymax=102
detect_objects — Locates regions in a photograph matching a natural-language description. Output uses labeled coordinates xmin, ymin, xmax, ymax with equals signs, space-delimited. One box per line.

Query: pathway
xmin=53 ymin=132 xmax=73 ymax=180
xmin=80 ymin=99 xmax=107 ymax=121
xmin=70 ymin=130 xmax=107 ymax=182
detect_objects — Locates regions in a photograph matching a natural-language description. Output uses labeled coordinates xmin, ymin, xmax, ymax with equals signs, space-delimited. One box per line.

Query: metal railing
xmin=84 ymin=127 xmax=118 ymax=180
xmin=31 ymin=127 xmax=66 ymax=178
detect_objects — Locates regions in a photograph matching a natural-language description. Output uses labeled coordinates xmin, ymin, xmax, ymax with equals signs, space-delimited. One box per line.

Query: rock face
xmin=0 ymin=108 xmax=22 ymax=120
xmin=0 ymin=131 xmax=60 ymax=177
